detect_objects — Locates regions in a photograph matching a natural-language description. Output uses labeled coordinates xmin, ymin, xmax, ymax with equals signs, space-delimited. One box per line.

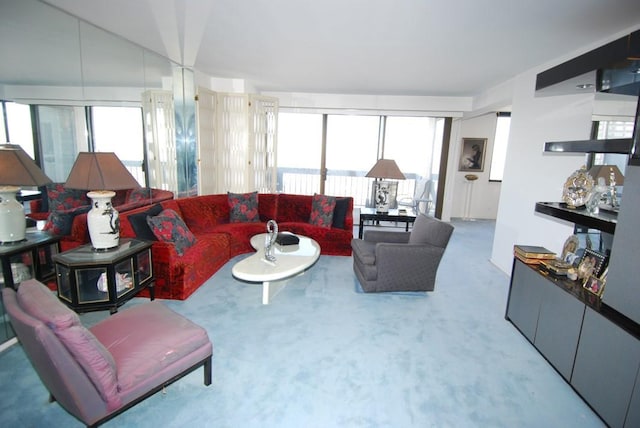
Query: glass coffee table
xmin=232 ymin=233 xmax=320 ymax=304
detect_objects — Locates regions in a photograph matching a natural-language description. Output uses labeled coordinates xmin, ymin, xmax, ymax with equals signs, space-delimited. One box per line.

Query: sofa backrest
xmin=119 ymin=192 xmax=354 ymax=240
xmin=275 ymin=193 xmax=353 ymax=230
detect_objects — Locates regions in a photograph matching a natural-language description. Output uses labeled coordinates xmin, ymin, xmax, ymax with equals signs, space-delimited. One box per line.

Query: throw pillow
xmin=43 ymin=205 xmax=91 ymax=236
xmin=146 ymin=209 xmax=197 ymax=256
xmin=332 ymin=197 xmax=349 ymax=229
xmin=228 ymin=191 xmax=260 ymax=223
xmin=127 ymin=187 xmax=151 ymax=204
xmin=128 ymin=204 xmax=164 ymax=241
xmin=309 ymin=193 xmax=336 ymax=228
xmin=47 ymin=183 xmax=89 ymax=212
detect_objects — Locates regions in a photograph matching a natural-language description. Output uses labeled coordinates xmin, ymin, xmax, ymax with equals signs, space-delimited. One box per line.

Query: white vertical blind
xmin=142 ymin=90 xmax=178 ymax=193
xmin=195 ymin=87 xmax=217 ymax=195
xmin=216 ymin=92 xmax=249 ymax=193
xmin=249 ymin=95 xmax=278 ymax=193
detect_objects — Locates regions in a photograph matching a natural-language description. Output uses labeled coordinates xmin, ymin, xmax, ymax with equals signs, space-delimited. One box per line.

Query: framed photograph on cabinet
xmin=459 ymin=138 xmax=487 ymax=172
xmin=577 ymin=248 xmax=607 ymax=281
xmin=584 ymin=275 xmax=606 ymax=297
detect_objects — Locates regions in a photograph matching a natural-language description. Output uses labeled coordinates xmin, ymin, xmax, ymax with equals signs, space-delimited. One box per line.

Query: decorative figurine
xmin=562 ymin=166 xmax=594 ymax=209
xmin=264 ymin=219 xmax=278 ymax=262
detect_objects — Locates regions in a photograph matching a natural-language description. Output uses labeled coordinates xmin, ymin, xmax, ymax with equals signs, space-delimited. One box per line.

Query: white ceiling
xmin=43 ymin=0 xmax=640 ymax=97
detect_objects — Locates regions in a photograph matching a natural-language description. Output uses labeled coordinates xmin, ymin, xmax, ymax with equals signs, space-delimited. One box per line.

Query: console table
xmin=53 ymin=238 xmax=154 ymax=313
xmin=358 ymin=208 xmax=416 ymax=239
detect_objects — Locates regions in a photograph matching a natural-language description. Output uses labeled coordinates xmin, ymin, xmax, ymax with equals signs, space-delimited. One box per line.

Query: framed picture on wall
xmin=459 ymin=138 xmax=487 ymax=172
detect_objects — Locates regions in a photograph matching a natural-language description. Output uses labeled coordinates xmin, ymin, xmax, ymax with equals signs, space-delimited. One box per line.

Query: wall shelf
xmin=535 ymin=202 xmax=617 ymax=234
xmin=543 ymin=138 xmax=632 ymax=154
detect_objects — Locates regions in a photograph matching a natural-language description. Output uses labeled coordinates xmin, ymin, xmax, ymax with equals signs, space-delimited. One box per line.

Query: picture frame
xmin=584 ymin=275 xmax=606 ymax=297
xmin=561 ymin=234 xmax=579 ymax=261
xmin=577 ymin=248 xmax=607 ymax=280
xmin=459 ymin=138 xmax=487 ymax=172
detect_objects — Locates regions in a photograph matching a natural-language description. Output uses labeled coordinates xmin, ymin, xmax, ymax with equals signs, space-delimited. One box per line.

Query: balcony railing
xmin=123 ymin=161 xmax=433 ymax=210
xmin=278 ymin=167 xmax=426 ymax=208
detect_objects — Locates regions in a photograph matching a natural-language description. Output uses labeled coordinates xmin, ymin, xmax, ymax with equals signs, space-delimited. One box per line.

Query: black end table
xmin=0 ymin=229 xmax=60 ymax=289
xmin=358 ymin=208 xmax=417 ymax=239
xmin=53 ymin=238 xmax=154 ymax=313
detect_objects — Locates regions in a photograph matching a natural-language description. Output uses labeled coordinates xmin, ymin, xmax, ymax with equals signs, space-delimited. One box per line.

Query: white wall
xmin=449 ymin=113 xmax=502 ymax=219
xmin=490 ymin=68 xmax=594 ymax=274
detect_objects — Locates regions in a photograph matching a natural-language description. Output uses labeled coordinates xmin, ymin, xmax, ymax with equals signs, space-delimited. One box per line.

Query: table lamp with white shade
xmin=365 ymin=159 xmax=406 ymax=213
xmin=65 ymin=152 xmax=140 ymax=251
xmin=0 ymin=144 xmax=52 ymax=244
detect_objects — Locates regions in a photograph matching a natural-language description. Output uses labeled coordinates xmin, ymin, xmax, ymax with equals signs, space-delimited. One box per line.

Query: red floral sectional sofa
xmin=117 ymin=193 xmax=354 ymax=300
xmin=28 ymin=183 xmax=174 ymax=251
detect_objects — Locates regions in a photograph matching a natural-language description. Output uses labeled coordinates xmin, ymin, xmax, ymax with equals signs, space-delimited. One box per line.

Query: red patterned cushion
xmin=47 ymin=183 xmax=89 ymax=212
xmin=309 ymin=193 xmax=336 ymax=228
xmin=146 ymin=209 xmax=197 ymax=256
xmin=228 ymin=191 xmax=260 ymax=223
xmin=126 ymin=187 xmax=151 ymax=203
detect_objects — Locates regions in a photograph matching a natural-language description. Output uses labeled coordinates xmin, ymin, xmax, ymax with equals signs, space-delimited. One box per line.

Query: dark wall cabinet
xmin=571 ymin=307 xmax=640 ymax=428
xmin=507 ymin=263 xmax=640 ymax=427
xmin=506 ymin=260 xmax=584 ymax=380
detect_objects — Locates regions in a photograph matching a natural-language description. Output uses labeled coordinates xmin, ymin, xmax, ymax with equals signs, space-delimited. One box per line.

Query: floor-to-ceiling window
xmin=277 ymin=113 xmax=323 ymax=194
xmin=36 ymin=105 xmax=87 ymax=182
xmin=325 ymin=115 xmax=380 ymax=205
xmin=1 ymin=101 xmax=148 ymax=186
xmin=384 ymin=116 xmax=443 ymax=204
xmin=277 ymin=111 xmax=445 ymax=210
xmin=91 ymin=106 xmax=146 ymax=185
xmin=3 ymin=101 xmax=35 ymax=157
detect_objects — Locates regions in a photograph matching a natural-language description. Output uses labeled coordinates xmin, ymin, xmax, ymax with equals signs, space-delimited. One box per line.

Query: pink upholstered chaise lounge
xmin=2 ymin=279 xmax=212 ymax=427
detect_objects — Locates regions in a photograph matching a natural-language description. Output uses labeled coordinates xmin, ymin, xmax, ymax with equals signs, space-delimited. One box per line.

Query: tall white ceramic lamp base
xmin=86 ymin=190 xmax=120 ymax=251
xmin=0 ymin=186 xmax=26 ymax=243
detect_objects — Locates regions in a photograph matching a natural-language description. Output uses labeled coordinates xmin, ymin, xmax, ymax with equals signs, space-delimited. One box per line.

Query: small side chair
xmin=351 ymin=213 xmax=454 ymax=292
xmin=3 ymin=279 xmax=212 ymax=427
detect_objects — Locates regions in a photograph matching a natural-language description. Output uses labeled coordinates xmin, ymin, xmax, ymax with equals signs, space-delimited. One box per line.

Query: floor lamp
xmin=0 ymin=144 xmax=52 ymax=244
xmin=65 ymin=152 xmax=140 ymax=251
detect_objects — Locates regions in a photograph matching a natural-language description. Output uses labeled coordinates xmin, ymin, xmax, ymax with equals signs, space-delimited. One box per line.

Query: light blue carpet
xmin=0 ymin=220 xmax=604 ymax=427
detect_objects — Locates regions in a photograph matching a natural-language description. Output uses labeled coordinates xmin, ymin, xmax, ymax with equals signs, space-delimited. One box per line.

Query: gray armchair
xmin=351 ymin=213 xmax=454 ymax=292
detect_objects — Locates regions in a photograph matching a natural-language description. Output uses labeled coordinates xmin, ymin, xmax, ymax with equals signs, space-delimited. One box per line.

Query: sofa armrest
xmin=363 ymin=230 xmax=410 ymax=244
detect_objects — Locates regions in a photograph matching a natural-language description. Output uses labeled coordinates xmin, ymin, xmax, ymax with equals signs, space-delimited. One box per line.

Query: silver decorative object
xmin=264 ymin=219 xmax=278 ymax=262
xmin=562 ymin=166 xmax=594 ymax=209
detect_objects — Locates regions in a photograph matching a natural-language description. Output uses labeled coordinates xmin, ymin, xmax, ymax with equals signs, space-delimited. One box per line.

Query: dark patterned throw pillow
xmin=309 ymin=193 xmax=336 ymax=228
xmin=128 ymin=204 xmax=164 ymax=241
xmin=332 ymin=197 xmax=349 ymax=229
xmin=44 ymin=205 xmax=91 ymax=236
xmin=228 ymin=191 xmax=260 ymax=223
xmin=146 ymin=209 xmax=197 ymax=256
xmin=47 ymin=183 xmax=89 ymax=212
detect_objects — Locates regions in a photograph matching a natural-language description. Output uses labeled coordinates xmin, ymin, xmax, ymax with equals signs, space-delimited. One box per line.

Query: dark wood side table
xmin=0 ymin=229 xmax=60 ymax=289
xmin=53 ymin=238 xmax=154 ymax=314
xmin=358 ymin=208 xmax=417 ymax=239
